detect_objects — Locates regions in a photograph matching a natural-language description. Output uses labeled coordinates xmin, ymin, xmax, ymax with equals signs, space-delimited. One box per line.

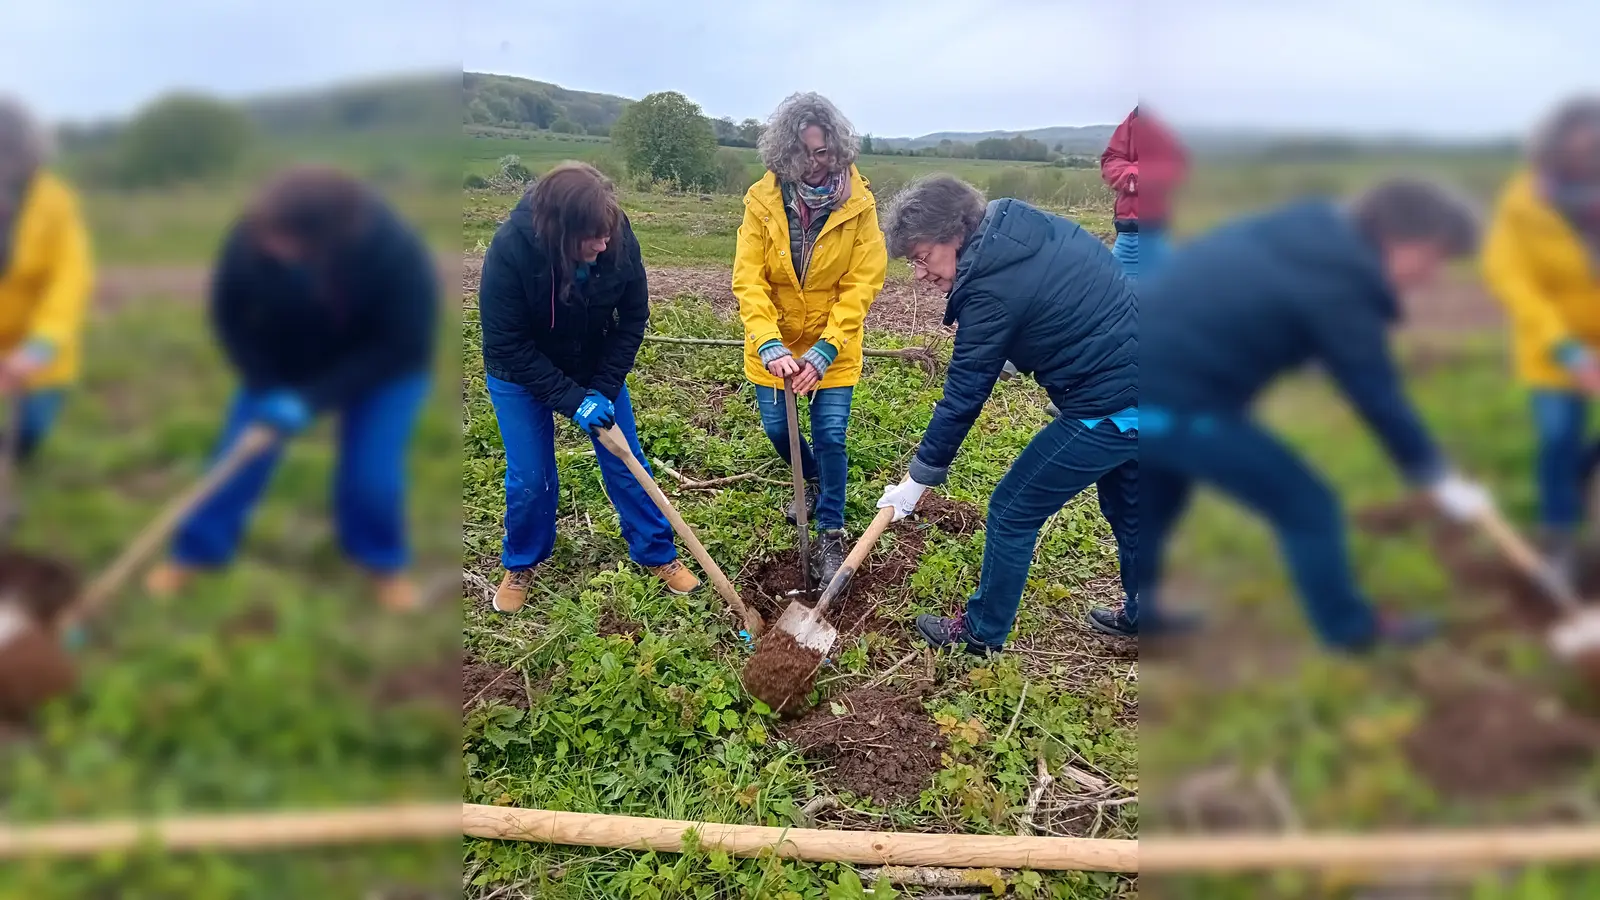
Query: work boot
xmin=785 ymin=480 xmax=819 ymax=526
xmin=816 ymin=529 xmax=847 ymax=589
xmin=373 ymin=573 xmax=419 ymax=612
xmin=651 ymin=559 xmax=701 ymax=595
xmin=143 ymin=561 xmax=196 ymax=598
xmin=494 ymin=569 xmax=533 ymax=613
xmin=1087 ymin=604 xmax=1203 ymax=639
xmin=1341 ymin=611 xmax=1439 ymax=654
xmin=1087 ymin=606 xmax=1137 ymax=638
xmin=914 ymin=613 xmax=998 ymax=656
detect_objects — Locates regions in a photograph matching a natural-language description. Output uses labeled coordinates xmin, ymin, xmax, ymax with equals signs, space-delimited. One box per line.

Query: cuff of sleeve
xmin=801 ymin=342 xmax=835 ymax=380
xmin=1555 ymin=339 xmax=1592 ymax=371
xmin=18 ymin=338 xmax=55 ymax=367
xmin=1405 ymin=457 xmax=1450 ymax=489
xmin=556 ymin=383 xmax=589 ymax=419
xmin=908 ymin=453 xmax=949 ymax=488
xmin=758 ymin=340 xmax=790 ymax=366
xmin=589 ymin=378 xmax=623 ymax=402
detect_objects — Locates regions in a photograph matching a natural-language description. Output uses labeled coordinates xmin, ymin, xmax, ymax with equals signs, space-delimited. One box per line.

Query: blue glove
xmin=571 ymin=390 xmax=616 ymax=435
xmin=253 ymin=390 xmax=313 ymax=435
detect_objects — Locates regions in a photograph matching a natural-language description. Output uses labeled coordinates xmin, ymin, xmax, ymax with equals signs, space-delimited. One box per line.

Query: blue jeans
xmin=1530 ymin=390 xmax=1600 ymax=531
xmin=486 ymin=375 xmax=676 ymax=571
xmin=6 ymin=389 xmax=66 ymax=461
xmin=963 ymin=416 xmax=1138 ymax=648
xmin=1134 ymin=408 xmax=1377 ymax=649
xmin=755 ymin=385 xmax=853 ymax=531
xmin=1111 ymin=228 xmax=1170 ymax=281
xmin=172 ymin=373 xmax=431 ymax=573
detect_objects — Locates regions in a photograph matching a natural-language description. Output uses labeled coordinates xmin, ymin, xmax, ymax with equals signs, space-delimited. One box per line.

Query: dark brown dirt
xmin=0 ymin=551 xmax=80 ymax=627
xmin=0 ymin=621 xmax=77 ymax=722
xmin=597 ymin=608 xmax=642 ymax=638
xmin=374 ymin=653 xmax=462 ymax=712
xmin=222 ymin=604 xmax=278 ymax=638
xmin=742 ymin=527 xmax=925 ymax=637
xmin=911 ymin=494 xmax=985 ymax=536
xmin=461 ymin=656 xmax=529 ymax=712
xmin=781 ymin=687 xmax=946 ymax=806
xmin=741 ymin=629 xmax=824 ymax=714
xmin=1404 ymin=679 xmax=1600 ymax=797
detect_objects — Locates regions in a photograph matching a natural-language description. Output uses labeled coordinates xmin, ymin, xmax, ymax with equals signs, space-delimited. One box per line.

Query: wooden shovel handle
xmin=1474 ymin=503 xmax=1582 ymax=611
xmin=594 ymin=425 xmax=764 ymax=638
xmin=816 ymin=506 xmax=897 ymax=614
xmin=62 ymin=424 xmax=279 ymax=630
xmin=783 ymin=380 xmax=813 ymax=599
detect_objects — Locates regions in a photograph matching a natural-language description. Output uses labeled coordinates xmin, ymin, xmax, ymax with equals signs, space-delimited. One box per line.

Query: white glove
xmin=1429 ymin=472 xmax=1492 ymax=522
xmin=877 ymin=478 xmax=929 ymax=522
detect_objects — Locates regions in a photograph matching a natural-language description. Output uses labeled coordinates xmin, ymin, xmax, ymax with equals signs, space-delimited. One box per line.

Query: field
xmin=0 ymin=136 xmax=462 ymax=897
xmin=459 ymin=143 xmax=1136 ymax=896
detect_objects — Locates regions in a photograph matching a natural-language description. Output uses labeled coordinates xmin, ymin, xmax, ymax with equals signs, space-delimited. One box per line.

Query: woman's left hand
xmin=791 ymin=362 xmax=822 ymax=395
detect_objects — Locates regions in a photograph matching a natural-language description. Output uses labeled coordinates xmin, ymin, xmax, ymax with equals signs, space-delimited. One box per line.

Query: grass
xmin=460 ymin=295 xmax=1137 ymax=897
xmin=0 ymin=292 xmax=463 ymax=894
xmin=1142 ymin=332 xmax=1600 ymax=897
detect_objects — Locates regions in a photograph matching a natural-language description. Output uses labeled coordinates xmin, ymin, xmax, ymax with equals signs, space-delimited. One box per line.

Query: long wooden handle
xmin=783 ymin=380 xmax=813 ymax=600
xmin=1141 ymin=827 xmax=1600 ymax=872
xmin=1474 ymin=504 xmax=1582 ymax=611
xmin=816 ymin=506 xmax=896 ymax=614
xmin=62 ymin=424 xmax=279 ymax=630
xmin=594 ymin=426 xmax=763 ymax=638
xmin=463 ymin=804 xmax=1136 ymax=871
xmin=0 ymin=803 xmax=460 ymax=857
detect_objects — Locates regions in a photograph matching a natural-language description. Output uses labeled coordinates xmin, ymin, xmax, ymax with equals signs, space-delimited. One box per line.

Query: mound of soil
xmin=0 ymin=614 xmax=77 ymax=722
xmin=597 ymin=608 xmax=641 ymax=638
xmin=222 ymin=604 xmax=278 ymax=638
xmin=911 ymin=494 xmax=985 ymax=536
xmin=0 ymin=551 xmax=80 ymax=627
xmin=1404 ymin=681 xmax=1600 ymax=797
xmin=462 ymin=655 xmax=530 ymax=712
xmin=374 ymin=652 xmax=462 ymax=712
xmin=781 ymin=688 xmax=946 ymax=806
xmin=741 ymin=629 xmax=824 ymax=714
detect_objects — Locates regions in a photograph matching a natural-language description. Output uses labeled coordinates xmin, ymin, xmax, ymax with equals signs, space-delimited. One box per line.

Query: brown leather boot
xmin=494 ymin=569 xmax=534 ymax=612
xmin=373 ymin=573 xmax=419 ymax=612
xmin=143 ymin=561 xmax=197 ymax=598
xmin=650 ymin=560 xmax=700 ymax=595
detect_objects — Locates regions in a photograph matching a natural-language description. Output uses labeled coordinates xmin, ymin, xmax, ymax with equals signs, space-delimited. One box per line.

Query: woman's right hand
xmin=766 ymin=354 xmax=801 ymax=378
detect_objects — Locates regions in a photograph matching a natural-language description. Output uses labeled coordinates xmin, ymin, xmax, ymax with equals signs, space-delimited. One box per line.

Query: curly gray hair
xmin=0 ymin=96 xmax=50 ymax=170
xmin=1530 ymin=94 xmax=1600 ymax=175
xmin=881 ymin=174 xmax=989 ymax=258
xmin=757 ymin=92 xmax=859 ymax=183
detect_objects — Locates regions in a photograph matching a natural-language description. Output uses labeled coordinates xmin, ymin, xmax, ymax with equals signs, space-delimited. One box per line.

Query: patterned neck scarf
xmin=795 ymin=168 xmax=849 ymax=215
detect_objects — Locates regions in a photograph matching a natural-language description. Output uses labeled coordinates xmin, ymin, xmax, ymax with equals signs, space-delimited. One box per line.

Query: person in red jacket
xmin=1101 ymin=104 xmax=1188 ymax=279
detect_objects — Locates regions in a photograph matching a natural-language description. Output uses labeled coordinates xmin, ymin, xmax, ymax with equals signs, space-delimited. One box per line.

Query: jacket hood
xmin=945 ymin=199 xmax=1050 ymax=323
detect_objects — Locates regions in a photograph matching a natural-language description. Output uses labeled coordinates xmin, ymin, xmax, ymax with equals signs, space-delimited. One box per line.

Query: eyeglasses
xmin=909 ymin=254 xmax=930 ymax=270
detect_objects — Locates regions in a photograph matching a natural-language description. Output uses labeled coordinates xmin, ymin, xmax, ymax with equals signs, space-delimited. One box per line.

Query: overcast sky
xmin=2 ymin=0 xmax=1594 ymax=139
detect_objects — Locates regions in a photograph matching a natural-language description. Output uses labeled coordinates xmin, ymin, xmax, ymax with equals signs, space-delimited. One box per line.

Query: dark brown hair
xmin=247 ymin=165 xmax=374 ymax=262
xmin=528 ymin=161 xmax=621 ymax=299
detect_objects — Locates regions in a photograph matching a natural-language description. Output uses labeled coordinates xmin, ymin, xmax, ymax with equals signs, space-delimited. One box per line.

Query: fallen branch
xmin=1019 ymin=756 xmax=1055 ymax=836
xmin=0 ymin=804 xmax=461 ymax=857
xmin=1140 ymin=826 xmax=1600 ymax=873
xmin=462 ymin=804 xmax=1137 ymax=871
xmin=641 ymin=334 xmax=941 ymax=373
xmin=860 ymin=649 xmax=921 ymax=691
xmin=858 ymin=866 xmax=1015 ymax=889
xmin=651 ymin=459 xmax=788 ymax=490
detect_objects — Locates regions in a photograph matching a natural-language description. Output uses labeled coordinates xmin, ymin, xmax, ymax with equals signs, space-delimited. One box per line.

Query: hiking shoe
xmin=373 ymin=573 xmax=419 ymax=612
xmin=651 ymin=559 xmax=701 ymax=595
xmin=144 ymin=561 xmax=197 ymax=599
xmin=817 ymin=529 xmax=847 ymax=588
xmin=1087 ymin=607 xmax=1137 ymax=638
xmin=785 ymin=480 xmax=819 ymax=526
xmin=914 ymin=614 xmax=998 ymax=656
xmin=1374 ymin=612 xmax=1439 ymax=648
xmin=494 ymin=569 xmax=533 ymax=613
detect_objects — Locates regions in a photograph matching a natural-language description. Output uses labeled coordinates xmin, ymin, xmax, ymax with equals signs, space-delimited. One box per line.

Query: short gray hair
xmin=0 ymin=96 xmax=50 ymax=169
xmin=1348 ymin=177 xmax=1481 ymax=257
xmin=758 ymin=92 xmax=859 ymax=183
xmin=1530 ymin=94 xmax=1600 ymax=175
xmin=881 ymin=174 xmax=988 ymax=258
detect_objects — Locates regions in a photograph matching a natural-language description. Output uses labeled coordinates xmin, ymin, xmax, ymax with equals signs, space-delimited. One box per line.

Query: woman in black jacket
xmin=478 ymin=162 xmax=698 ymax=612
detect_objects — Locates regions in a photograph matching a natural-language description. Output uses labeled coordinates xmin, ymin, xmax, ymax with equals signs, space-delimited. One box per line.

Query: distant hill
xmin=463 ymin=72 xmax=632 ymax=135
xmin=874 ymin=125 xmax=1117 ymax=156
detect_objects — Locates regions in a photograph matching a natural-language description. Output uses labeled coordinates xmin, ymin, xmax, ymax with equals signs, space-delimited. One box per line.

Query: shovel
xmin=1473 ymin=504 xmax=1600 ymax=667
xmin=782 ymin=380 xmax=815 ymax=603
xmin=742 ymin=506 xmax=896 ymax=711
xmin=593 ymin=424 xmax=764 ymax=639
xmin=0 ymin=424 xmax=278 ymax=720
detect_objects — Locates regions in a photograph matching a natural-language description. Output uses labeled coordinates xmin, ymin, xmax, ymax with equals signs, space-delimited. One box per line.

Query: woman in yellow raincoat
xmin=733 ymin=92 xmax=887 ymax=586
xmin=0 ymin=98 xmax=91 ymax=465
xmin=1483 ymin=95 xmax=1600 ymax=582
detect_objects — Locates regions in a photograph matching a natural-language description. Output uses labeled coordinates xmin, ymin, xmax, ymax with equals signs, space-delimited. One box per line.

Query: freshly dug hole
xmin=910 ymin=494 xmax=985 ymax=537
xmin=0 ymin=550 xmax=80 ymax=627
xmin=742 ymin=528 xmax=925 ymax=635
xmin=781 ymin=687 xmax=945 ymax=806
xmin=462 ymin=655 xmax=530 ymax=712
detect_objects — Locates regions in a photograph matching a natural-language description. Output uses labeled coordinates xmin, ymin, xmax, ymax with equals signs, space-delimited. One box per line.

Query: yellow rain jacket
xmin=733 ymin=166 xmax=887 ymax=390
xmin=0 ymin=171 xmax=92 ymax=388
xmin=1482 ymin=169 xmax=1600 ymax=389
